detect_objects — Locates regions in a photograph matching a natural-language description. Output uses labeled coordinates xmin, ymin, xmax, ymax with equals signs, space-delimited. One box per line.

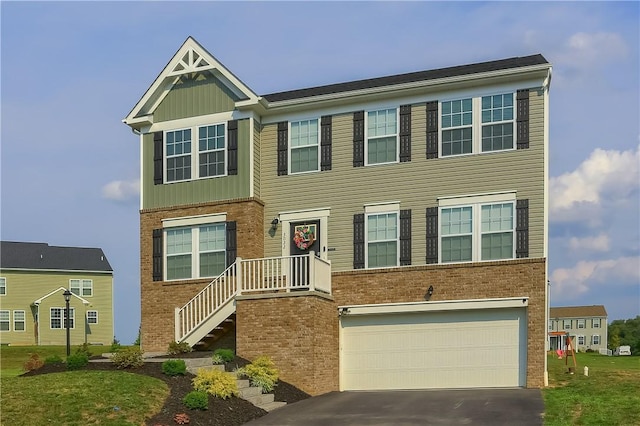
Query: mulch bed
xmin=22 ymin=351 xmax=310 ymax=426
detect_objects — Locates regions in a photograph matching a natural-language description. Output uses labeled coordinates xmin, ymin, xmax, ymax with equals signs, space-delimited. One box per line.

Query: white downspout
xmin=543 ymin=67 xmax=552 ymax=387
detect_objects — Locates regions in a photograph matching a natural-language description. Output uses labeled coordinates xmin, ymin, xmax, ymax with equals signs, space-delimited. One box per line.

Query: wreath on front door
xmin=293 ymin=225 xmax=316 ymax=250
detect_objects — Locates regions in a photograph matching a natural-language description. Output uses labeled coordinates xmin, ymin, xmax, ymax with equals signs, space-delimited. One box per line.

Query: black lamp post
xmin=63 ymin=289 xmax=72 ymax=357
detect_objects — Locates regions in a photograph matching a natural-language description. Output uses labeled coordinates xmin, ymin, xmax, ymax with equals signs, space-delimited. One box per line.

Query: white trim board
xmin=339 ymin=297 xmax=529 ymax=316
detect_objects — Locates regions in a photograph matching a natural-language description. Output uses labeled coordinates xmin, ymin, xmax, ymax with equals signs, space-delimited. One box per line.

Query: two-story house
xmin=124 ymin=37 xmax=551 ymax=395
xmin=0 ymin=241 xmax=114 ymax=346
xmin=549 ymin=305 xmax=608 ymax=352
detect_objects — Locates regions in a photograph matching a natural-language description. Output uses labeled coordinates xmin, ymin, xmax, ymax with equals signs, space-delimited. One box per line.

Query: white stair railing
xmin=175 ymin=253 xmax=331 ymax=343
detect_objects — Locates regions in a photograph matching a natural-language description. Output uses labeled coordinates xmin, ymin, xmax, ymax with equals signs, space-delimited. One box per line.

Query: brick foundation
xmin=139 ymin=198 xmax=264 ymax=352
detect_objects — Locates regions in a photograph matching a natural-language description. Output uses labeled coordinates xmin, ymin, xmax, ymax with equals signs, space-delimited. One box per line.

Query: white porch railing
xmin=175 ymin=252 xmax=331 ymax=345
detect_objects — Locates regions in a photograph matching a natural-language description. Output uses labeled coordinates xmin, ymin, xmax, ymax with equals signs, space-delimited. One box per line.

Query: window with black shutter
xmin=516 ymin=199 xmax=529 ymax=258
xmin=399 ymin=105 xmax=411 ymax=162
xmin=152 ymin=228 xmax=163 ymax=281
xmin=353 ymin=213 xmax=365 ymax=269
xmin=517 ymin=89 xmax=530 ymax=149
xmin=226 ymin=221 xmax=237 ymax=267
xmin=353 ymin=111 xmax=365 ymax=167
xmin=320 ymin=115 xmax=332 ymax=171
xmin=227 ymin=120 xmax=238 ymax=175
xmin=425 ymin=207 xmax=438 ymax=264
xmin=399 ymin=209 xmax=412 ymax=265
xmin=153 ymin=132 xmax=164 ymax=184
xmin=277 ymin=122 xmax=288 ymax=175
xmin=426 ymin=101 xmax=439 ymax=159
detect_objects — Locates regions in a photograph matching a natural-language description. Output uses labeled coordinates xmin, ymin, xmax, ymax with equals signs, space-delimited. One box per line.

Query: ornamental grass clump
xmin=23 ymin=354 xmax=44 ymax=372
xmin=237 ymin=355 xmax=279 ymax=393
xmin=167 ymin=341 xmax=192 ymax=355
xmin=213 ymin=348 xmax=234 ymax=363
xmin=192 ymin=369 xmax=238 ymax=399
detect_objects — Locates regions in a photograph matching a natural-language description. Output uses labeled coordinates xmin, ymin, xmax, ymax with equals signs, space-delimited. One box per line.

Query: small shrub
xmin=182 ymin=390 xmax=208 ymax=410
xmin=211 ymin=354 xmax=224 ymax=365
xmin=192 ymin=369 xmax=238 ymax=399
xmin=167 ymin=341 xmax=192 ymax=355
xmin=237 ymin=355 xmax=279 ymax=393
xmin=213 ymin=348 xmax=234 ymax=363
xmin=75 ymin=342 xmax=93 ymax=358
xmin=162 ymin=359 xmax=187 ymax=376
xmin=44 ymin=354 xmax=64 ymax=365
xmin=23 ymin=354 xmax=44 ymax=372
xmin=66 ymin=353 xmax=89 ymax=370
xmin=110 ymin=336 xmax=122 ymax=353
xmin=173 ymin=413 xmax=190 ymax=424
xmin=111 ymin=347 xmax=144 ymax=369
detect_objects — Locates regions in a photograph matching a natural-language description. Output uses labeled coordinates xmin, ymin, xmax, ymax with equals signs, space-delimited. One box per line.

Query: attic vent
xmin=101 ymin=256 xmax=104 ymax=261
xmin=40 ymin=254 xmax=43 ymax=259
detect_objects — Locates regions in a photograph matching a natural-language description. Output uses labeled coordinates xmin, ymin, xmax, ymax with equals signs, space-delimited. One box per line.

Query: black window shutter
xmin=152 ymin=228 xmax=163 ymax=281
xmin=426 ymin=207 xmax=439 ymax=264
xmin=353 ymin=111 xmax=365 ymax=167
xmin=226 ymin=221 xmax=237 ymax=268
xmin=353 ymin=213 xmax=365 ymax=269
xmin=399 ymin=209 xmax=412 ymax=266
xmin=399 ymin=105 xmax=411 ymax=163
xmin=516 ymin=89 xmax=530 ymax=150
xmin=153 ymin=132 xmax=164 ymax=185
xmin=426 ymin=101 xmax=439 ymax=159
xmin=277 ymin=122 xmax=288 ymax=176
xmin=227 ymin=120 xmax=238 ymax=175
xmin=320 ymin=115 xmax=332 ymax=171
xmin=516 ymin=199 xmax=529 ymax=258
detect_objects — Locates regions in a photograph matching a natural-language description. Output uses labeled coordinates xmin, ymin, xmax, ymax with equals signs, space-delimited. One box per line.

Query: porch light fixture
xmin=425 ymin=285 xmax=434 ymax=301
xmin=63 ymin=289 xmax=72 ymax=357
xmin=270 ymin=218 xmax=279 ymax=230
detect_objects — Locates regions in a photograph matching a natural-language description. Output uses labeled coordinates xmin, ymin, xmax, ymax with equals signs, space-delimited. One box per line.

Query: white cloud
xmin=550 ymin=256 xmax=640 ymax=298
xmin=563 ymin=32 xmax=628 ymax=66
xmin=550 ymin=145 xmax=640 ymax=213
xmin=568 ymin=233 xmax=610 ymax=252
xmin=102 ymin=179 xmax=139 ymax=202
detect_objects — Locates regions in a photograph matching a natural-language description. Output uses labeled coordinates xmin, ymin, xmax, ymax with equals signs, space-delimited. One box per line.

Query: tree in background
xmin=608 ymin=316 xmax=640 ymax=354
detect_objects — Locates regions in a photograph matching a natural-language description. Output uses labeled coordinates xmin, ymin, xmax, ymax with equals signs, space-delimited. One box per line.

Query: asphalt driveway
xmin=246 ymin=388 xmax=544 ymax=425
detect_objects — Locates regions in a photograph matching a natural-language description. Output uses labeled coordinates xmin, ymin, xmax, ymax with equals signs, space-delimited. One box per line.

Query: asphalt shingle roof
xmin=550 ymin=305 xmax=608 ymax=318
xmin=262 ymin=54 xmax=549 ymax=103
xmin=0 ymin=241 xmax=113 ymax=272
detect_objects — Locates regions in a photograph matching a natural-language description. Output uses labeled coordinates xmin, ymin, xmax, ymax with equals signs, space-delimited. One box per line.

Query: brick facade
xmin=139 ymin=198 xmax=264 ymax=352
xmin=236 ymin=293 xmax=339 ymax=396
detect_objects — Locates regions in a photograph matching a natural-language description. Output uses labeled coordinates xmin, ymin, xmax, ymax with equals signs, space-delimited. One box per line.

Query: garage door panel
xmin=341 ymin=308 xmax=526 ymax=390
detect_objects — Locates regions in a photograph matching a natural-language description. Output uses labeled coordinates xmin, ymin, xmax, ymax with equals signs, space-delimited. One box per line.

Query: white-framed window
xmin=70 ymin=279 xmax=93 ymax=297
xmin=548 ymin=320 xmax=553 ymax=331
xmin=50 ymin=308 xmax=74 ymax=329
xmin=0 ymin=310 xmax=9 ymax=331
xmin=563 ymin=320 xmax=572 ymax=330
xmin=366 ymin=211 xmax=399 ymax=268
xmin=0 ymin=277 xmax=5 ymax=295
xmin=87 ymin=310 xmax=98 ymax=324
xmin=441 ymin=93 xmax=515 ymax=157
xmin=592 ymin=335 xmax=600 ymax=345
xmin=577 ymin=319 xmax=585 ymax=329
xmin=290 ymin=119 xmax=319 ymax=174
xmin=593 ymin=319 xmax=601 ymax=328
xmin=166 ymin=123 xmax=227 ymax=183
xmin=166 ymin=222 xmax=226 ymax=281
xmin=13 ymin=310 xmax=25 ymax=332
xmin=366 ymin=108 xmax=398 ymax=165
xmin=577 ymin=335 xmax=585 ymax=345
xmin=439 ymin=194 xmax=515 ymax=263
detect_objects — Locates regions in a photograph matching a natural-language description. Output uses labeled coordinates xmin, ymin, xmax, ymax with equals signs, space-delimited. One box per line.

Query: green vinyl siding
xmin=0 ymin=270 xmax=113 ymax=346
xmin=260 ymin=88 xmax=545 ymax=272
xmin=143 ymin=119 xmax=252 ymax=209
xmin=154 ymin=73 xmax=239 ymax=122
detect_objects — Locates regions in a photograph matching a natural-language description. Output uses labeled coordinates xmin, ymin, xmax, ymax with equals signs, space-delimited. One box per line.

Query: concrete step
xmin=238 ymin=385 xmax=263 ymax=399
xmin=236 ymin=379 xmax=250 ymax=388
xmin=244 ymin=392 xmax=274 ymax=406
xmin=259 ymin=401 xmax=287 ymax=412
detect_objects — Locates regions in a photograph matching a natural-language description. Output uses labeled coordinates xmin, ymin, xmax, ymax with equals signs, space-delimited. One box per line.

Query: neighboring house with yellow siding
xmin=0 ymin=241 xmax=113 ymax=346
xmin=124 ymin=37 xmax=551 ymax=395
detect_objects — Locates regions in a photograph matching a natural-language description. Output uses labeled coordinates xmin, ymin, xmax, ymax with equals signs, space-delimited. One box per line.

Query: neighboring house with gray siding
xmin=0 ymin=241 xmax=114 ymax=346
xmin=549 ymin=305 xmax=608 ymax=352
xmin=124 ymin=37 xmax=551 ymax=395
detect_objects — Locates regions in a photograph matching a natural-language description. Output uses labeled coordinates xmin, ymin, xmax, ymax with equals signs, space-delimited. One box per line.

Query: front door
xmin=290 ymin=220 xmax=320 ymax=287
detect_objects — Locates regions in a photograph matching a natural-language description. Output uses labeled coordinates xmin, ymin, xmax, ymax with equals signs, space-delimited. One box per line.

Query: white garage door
xmin=340 ymin=307 xmax=526 ymax=390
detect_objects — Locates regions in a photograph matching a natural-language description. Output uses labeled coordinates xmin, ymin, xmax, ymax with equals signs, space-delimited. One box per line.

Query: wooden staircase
xmin=193 ymin=314 xmax=236 ymax=351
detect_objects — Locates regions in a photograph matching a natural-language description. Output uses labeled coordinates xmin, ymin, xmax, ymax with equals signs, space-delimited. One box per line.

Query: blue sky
xmin=2 ymin=1 xmax=638 ymax=344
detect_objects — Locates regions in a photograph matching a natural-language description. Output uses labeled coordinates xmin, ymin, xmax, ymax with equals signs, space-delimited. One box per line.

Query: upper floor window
xmin=166 ymin=223 xmax=226 ymax=280
xmin=366 ymin=212 xmax=399 ymax=268
xmin=548 ymin=320 xmax=553 ymax=331
xmin=440 ymin=201 xmax=514 ymax=263
xmin=166 ymin=123 xmax=226 ymax=182
xmin=441 ymin=93 xmax=515 ymax=157
xmin=563 ymin=320 xmax=572 ymax=330
xmin=577 ymin=319 xmax=585 ymax=329
xmin=70 ymin=279 xmax=92 ymax=297
xmin=290 ymin=119 xmax=319 ymax=174
xmin=593 ymin=319 xmax=601 ymax=328
xmin=0 ymin=277 xmax=5 ymax=295
xmin=366 ymin=108 xmax=398 ymax=165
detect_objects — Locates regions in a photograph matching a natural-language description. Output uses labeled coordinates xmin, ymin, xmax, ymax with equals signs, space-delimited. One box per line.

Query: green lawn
xmin=543 ymin=352 xmax=640 ymax=425
xmin=0 ymin=345 xmax=168 ymax=425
